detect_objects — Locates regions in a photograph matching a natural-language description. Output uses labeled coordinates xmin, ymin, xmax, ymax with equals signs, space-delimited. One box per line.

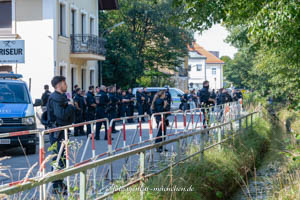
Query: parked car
xmin=0 ymin=73 xmax=41 ymax=154
xmin=132 ymin=87 xmax=184 ymax=110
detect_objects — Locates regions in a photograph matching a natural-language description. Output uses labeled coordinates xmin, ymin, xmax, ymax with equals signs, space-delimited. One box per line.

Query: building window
xmin=71 ymin=68 xmax=78 ymax=90
xmin=59 ymin=3 xmax=66 ymax=36
xmin=196 ymin=64 xmax=202 ymax=71
xmin=71 ymin=9 xmax=76 ymax=35
xmin=81 ymin=69 xmax=86 ymax=90
xmin=212 ymin=68 xmax=216 ymax=75
xmin=0 ymin=0 xmax=12 ymax=34
xmin=90 ymin=17 xmax=94 ymax=35
xmin=81 ymin=13 xmax=87 ymax=34
xmin=59 ymin=66 xmax=66 ymax=77
xmin=90 ymin=70 xmax=95 ymax=85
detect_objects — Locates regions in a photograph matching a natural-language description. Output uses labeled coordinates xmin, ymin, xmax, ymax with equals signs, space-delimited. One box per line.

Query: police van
xmin=132 ymin=87 xmax=184 ymax=110
xmin=0 ymin=73 xmax=41 ymax=154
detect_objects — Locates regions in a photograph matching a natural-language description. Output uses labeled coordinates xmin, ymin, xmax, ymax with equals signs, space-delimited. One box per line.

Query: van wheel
xmin=26 ymin=145 xmax=36 ymax=155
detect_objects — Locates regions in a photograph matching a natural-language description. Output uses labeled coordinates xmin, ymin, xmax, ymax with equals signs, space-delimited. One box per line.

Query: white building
xmin=0 ymin=0 xmax=118 ymax=100
xmin=187 ymin=42 xmax=224 ymax=90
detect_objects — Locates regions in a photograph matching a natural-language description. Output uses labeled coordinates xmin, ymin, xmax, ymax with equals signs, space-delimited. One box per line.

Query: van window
xmin=169 ymin=89 xmax=178 ymax=98
xmin=0 ymin=82 xmax=30 ymax=104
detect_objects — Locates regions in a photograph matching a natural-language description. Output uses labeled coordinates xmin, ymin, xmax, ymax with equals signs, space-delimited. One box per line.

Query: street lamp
xmin=98 ymin=21 xmax=125 ymax=86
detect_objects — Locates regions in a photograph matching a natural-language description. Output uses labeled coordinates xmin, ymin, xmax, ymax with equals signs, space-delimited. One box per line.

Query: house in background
xmin=0 ymin=0 xmax=118 ymax=100
xmin=158 ymin=59 xmax=189 ymax=92
xmin=187 ymin=42 xmax=224 ymax=90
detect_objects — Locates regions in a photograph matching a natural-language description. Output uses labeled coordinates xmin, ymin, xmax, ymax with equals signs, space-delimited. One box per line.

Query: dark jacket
xmin=107 ymin=92 xmax=119 ymax=112
xmin=199 ymin=87 xmax=210 ymax=106
xmin=86 ymin=91 xmax=96 ymax=113
xmin=181 ymin=94 xmax=188 ymax=103
xmin=96 ymin=90 xmax=109 ymax=118
xmin=153 ymin=98 xmax=166 ymax=121
xmin=47 ymin=91 xmax=74 ymax=127
xmin=165 ymin=90 xmax=172 ymax=105
xmin=126 ymin=92 xmax=135 ymax=106
xmin=41 ymin=90 xmax=51 ymax=106
xmin=74 ymin=94 xmax=86 ymax=121
xmin=136 ymin=91 xmax=145 ymax=105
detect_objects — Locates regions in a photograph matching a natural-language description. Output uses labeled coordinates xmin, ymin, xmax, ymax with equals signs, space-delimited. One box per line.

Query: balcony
xmin=178 ymin=67 xmax=188 ymax=77
xmin=70 ymin=34 xmax=106 ymax=60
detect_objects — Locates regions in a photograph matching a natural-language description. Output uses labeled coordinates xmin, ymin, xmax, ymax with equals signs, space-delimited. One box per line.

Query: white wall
xmin=187 ymin=57 xmax=224 ymax=90
xmin=206 ymin=64 xmax=223 ymax=90
xmin=188 ymin=58 xmax=206 ymax=89
xmin=15 ymin=0 xmax=55 ymax=100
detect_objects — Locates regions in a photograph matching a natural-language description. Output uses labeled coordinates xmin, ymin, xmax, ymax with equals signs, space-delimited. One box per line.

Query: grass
xmin=268 ymin=107 xmax=300 ymax=200
xmin=113 ymin=115 xmax=272 ymax=200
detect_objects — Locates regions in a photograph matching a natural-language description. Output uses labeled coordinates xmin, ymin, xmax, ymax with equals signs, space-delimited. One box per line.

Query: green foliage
xmin=114 ymin=116 xmax=271 ymax=200
xmin=173 ymin=0 xmax=300 ymax=108
xmin=100 ymin=0 xmax=193 ymax=88
xmin=269 ymin=108 xmax=300 ymax=200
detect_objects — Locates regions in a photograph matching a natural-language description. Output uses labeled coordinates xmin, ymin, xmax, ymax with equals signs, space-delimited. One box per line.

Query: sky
xmin=194 ymin=24 xmax=237 ymax=58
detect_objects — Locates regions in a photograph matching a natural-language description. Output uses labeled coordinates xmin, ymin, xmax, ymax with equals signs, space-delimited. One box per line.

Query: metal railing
xmin=0 ymin=100 xmax=253 ymax=200
xmin=70 ymin=34 xmax=106 ymax=55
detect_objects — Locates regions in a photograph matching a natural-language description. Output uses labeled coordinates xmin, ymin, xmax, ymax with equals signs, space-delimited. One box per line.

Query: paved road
xmin=0 ymin=112 xmax=189 ymax=187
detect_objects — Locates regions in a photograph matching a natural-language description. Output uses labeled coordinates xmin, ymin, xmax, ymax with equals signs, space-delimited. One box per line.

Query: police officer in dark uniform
xmin=72 ymin=84 xmax=78 ymax=99
xmin=126 ymin=88 xmax=135 ymax=123
xmin=86 ymin=86 xmax=96 ymax=135
xmin=74 ymin=88 xmax=86 ymax=136
xmin=199 ymin=81 xmax=216 ymax=126
xmin=41 ymin=84 xmax=51 ymax=108
xmin=116 ymin=87 xmax=122 ymax=118
xmin=180 ymin=90 xmax=189 ymax=111
xmin=47 ymin=76 xmax=74 ymax=194
xmin=233 ymin=89 xmax=243 ymax=101
xmin=152 ymin=90 xmax=169 ymax=153
xmin=108 ymin=86 xmax=119 ymax=133
xmin=143 ymin=88 xmax=151 ymax=116
xmin=95 ymin=85 xmax=109 ymax=140
xmin=199 ymin=81 xmax=215 ymax=107
xmin=120 ymin=90 xmax=129 ymax=117
xmin=136 ymin=88 xmax=145 ymax=121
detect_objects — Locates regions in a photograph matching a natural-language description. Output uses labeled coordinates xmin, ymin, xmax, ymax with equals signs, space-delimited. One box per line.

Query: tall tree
xmin=100 ymin=0 xmax=193 ymax=88
xmin=173 ymin=0 xmax=300 ymax=108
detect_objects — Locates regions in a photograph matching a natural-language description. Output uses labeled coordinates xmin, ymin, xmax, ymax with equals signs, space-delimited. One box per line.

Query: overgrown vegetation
xmin=114 ymin=116 xmax=271 ymax=200
xmin=173 ymin=0 xmax=300 ymax=109
xmin=268 ymin=108 xmax=300 ymax=199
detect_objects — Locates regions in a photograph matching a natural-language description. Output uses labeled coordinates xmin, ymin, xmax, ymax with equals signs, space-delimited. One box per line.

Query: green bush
xmin=114 ymin=116 xmax=271 ymax=200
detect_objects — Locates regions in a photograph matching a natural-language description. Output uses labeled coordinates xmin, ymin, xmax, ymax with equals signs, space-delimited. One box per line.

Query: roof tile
xmin=188 ymin=42 xmax=224 ymax=64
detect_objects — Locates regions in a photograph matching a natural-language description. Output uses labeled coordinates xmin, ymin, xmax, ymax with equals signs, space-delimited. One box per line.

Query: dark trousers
xmin=95 ymin=107 xmax=107 ymax=139
xmin=74 ymin=112 xmax=84 ymax=136
xmin=155 ymin=118 xmax=167 ymax=144
xmin=49 ymin=130 xmax=65 ymax=188
xmin=120 ymin=105 xmax=127 ymax=118
xmin=137 ymin=103 xmax=145 ymax=121
xmin=86 ymin=111 xmax=95 ymax=134
xmin=127 ymin=105 xmax=134 ymax=122
xmin=144 ymin=104 xmax=152 ymax=116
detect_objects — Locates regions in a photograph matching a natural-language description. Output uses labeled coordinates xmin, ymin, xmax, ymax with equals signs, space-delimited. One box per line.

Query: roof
xmin=188 ymin=42 xmax=224 ymax=64
xmin=189 ymin=51 xmax=206 ymax=59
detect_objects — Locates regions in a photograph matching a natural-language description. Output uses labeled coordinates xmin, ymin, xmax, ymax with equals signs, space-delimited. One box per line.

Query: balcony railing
xmin=70 ymin=34 xmax=106 ymax=55
xmin=178 ymin=67 xmax=188 ymax=77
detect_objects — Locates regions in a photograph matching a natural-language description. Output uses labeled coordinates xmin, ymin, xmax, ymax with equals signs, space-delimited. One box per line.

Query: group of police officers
xmin=180 ymin=80 xmax=243 ymax=110
xmin=42 ymin=82 xmax=173 ymax=141
xmin=41 ymin=76 xmax=241 ymax=194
